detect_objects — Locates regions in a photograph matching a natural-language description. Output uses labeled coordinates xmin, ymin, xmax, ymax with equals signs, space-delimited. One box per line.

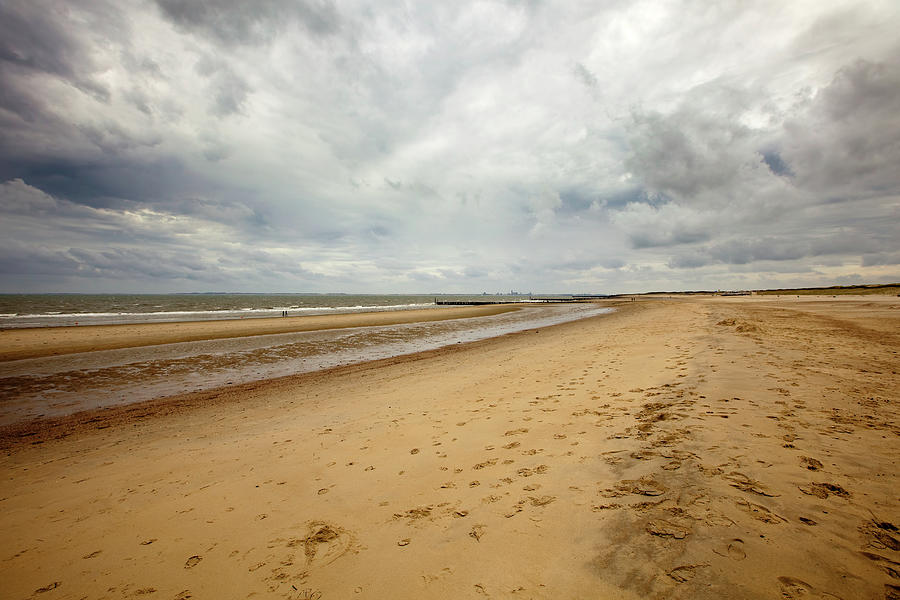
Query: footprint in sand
xmin=712 ymin=538 xmax=746 ymax=560
xmin=184 ymin=555 xmax=202 ymax=568
xmin=469 ymin=525 xmax=487 ymax=541
xmin=422 ymin=567 xmax=453 ymax=583
xmin=394 ymin=506 xmax=433 ymax=521
xmin=615 ymin=477 xmax=667 ymax=497
xmin=798 ymin=482 xmax=851 ymax=499
xmin=800 ymin=456 xmax=823 ymax=471
xmin=667 ymin=564 xmax=708 ymax=583
xmin=704 ymin=513 xmax=736 ymax=527
xmin=293 ymin=522 xmax=355 ymax=569
xmin=777 ymin=576 xmax=843 ymax=599
xmin=34 ymin=582 xmax=61 ymax=594
xmin=736 ymin=500 xmax=785 ymax=524
xmin=529 ymin=495 xmax=556 ymax=507
xmin=724 ymin=471 xmax=779 ymax=497
xmin=516 ymin=465 xmax=548 ymax=477
xmin=504 ymin=428 xmax=529 ymax=436
xmin=859 ymin=520 xmax=900 ymax=551
xmin=646 ymin=520 xmax=690 ymax=539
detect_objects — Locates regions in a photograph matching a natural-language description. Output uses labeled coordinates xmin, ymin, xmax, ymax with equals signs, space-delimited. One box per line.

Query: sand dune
xmin=1 ymin=297 xmax=897 ymax=599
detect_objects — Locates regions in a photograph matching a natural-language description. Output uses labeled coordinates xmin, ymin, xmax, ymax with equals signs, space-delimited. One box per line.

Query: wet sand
xmin=0 ymin=304 xmax=609 ymax=425
xmin=1 ymin=297 xmax=898 ymax=599
xmin=0 ymin=305 xmax=519 ymax=362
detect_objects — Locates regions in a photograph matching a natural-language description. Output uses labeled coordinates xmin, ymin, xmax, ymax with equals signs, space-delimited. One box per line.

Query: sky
xmin=1 ymin=0 xmax=899 ymax=294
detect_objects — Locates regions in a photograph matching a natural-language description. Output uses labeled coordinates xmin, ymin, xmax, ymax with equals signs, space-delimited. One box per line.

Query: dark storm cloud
xmin=0 ymin=181 xmax=206 ymax=280
xmin=0 ymin=241 xmax=80 ymax=276
xmin=1 ymin=156 xmax=199 ymax=209
xmin=0 ymin=2 xmax=109 ymax=194
xmin=631 ymin=226 xmax=711 ymax=250
xmin=614 ymin=46 xmax=900 ymax=287
xmin=710 ymin=238 xmax=810 ymax=265
xmin=0 ymin=178 xmax=196 ymax=243
xmin=154 ymin=0 xmax=340 ymax=45
xmin=624 ymin=106 xmax=753 ymax=200
xmin=666 ymin=252 xmax=708 ymax=270
xmin=0 ymin=2 xmax=180 ymax=216
xmin=782 ymin=57 xmax=900 ymax=195
xmin=612 ymin=201 xmax=715 ymax=250
xmin=557 ymin=188 xmax=596 ymax=214
xmin=668 ymin=231 xmax=889 ymax=269
xmin=65 ymin=247 xmax=216 ymax=280
xmin=0 ymin=179 xmax=308 ymax=287
xmin=862 ymin=252 xmax=900 ymax=267
xmin=0 ymin=1 xmax=118 ymax=115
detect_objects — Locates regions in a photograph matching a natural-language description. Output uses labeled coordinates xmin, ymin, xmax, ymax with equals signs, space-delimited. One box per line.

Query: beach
xmin=0 ymin=303 xmax=611 ymax=425
xmin=0 ymin=305 xmax=520 ymax=362
xmin=1 ymin=296 xmax=898 ymax=599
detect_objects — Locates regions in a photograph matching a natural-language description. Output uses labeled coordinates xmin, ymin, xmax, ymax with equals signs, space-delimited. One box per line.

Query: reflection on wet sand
xmin=0 ymin=303 xmax=611 ymax=425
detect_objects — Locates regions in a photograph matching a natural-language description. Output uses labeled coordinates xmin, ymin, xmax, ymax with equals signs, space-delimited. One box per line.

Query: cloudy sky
xmin=1 ymin=0 xmax=898 ymax=293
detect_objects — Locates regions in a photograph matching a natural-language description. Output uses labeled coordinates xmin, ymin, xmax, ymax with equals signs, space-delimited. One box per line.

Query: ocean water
xmin=0 ymin=293 xmax=535 ymax=328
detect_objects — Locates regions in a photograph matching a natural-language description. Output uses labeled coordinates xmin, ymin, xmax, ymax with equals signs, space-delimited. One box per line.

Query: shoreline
xmin=0 ymin=303 xmax=615 ymax=426
xmin=0 ymin=304 xmax=522 ymax=362
xmin=1 ymin=297 xmax=897 ymax=599
xmin=0 ymin=304 xmax=631 ymax=449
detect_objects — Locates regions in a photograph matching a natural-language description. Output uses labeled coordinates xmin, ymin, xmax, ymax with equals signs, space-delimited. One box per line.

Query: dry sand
xmin=1 ymin=297 xmax=898 ymax=599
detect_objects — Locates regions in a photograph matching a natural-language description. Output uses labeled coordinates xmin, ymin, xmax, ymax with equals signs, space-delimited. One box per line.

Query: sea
xmin=0 ymin=293 xmax=535 ymax=329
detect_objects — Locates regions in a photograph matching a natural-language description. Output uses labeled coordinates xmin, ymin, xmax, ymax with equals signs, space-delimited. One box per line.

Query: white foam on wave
xmin=0 ymin=302 xmax=440 ymax=327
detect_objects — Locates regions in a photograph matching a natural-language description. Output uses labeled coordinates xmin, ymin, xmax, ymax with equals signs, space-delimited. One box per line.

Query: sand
xmin=1 ymin=297 xmax=898 ymax=599
xmin=0 ymin=305 xmax=519 ymax=362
